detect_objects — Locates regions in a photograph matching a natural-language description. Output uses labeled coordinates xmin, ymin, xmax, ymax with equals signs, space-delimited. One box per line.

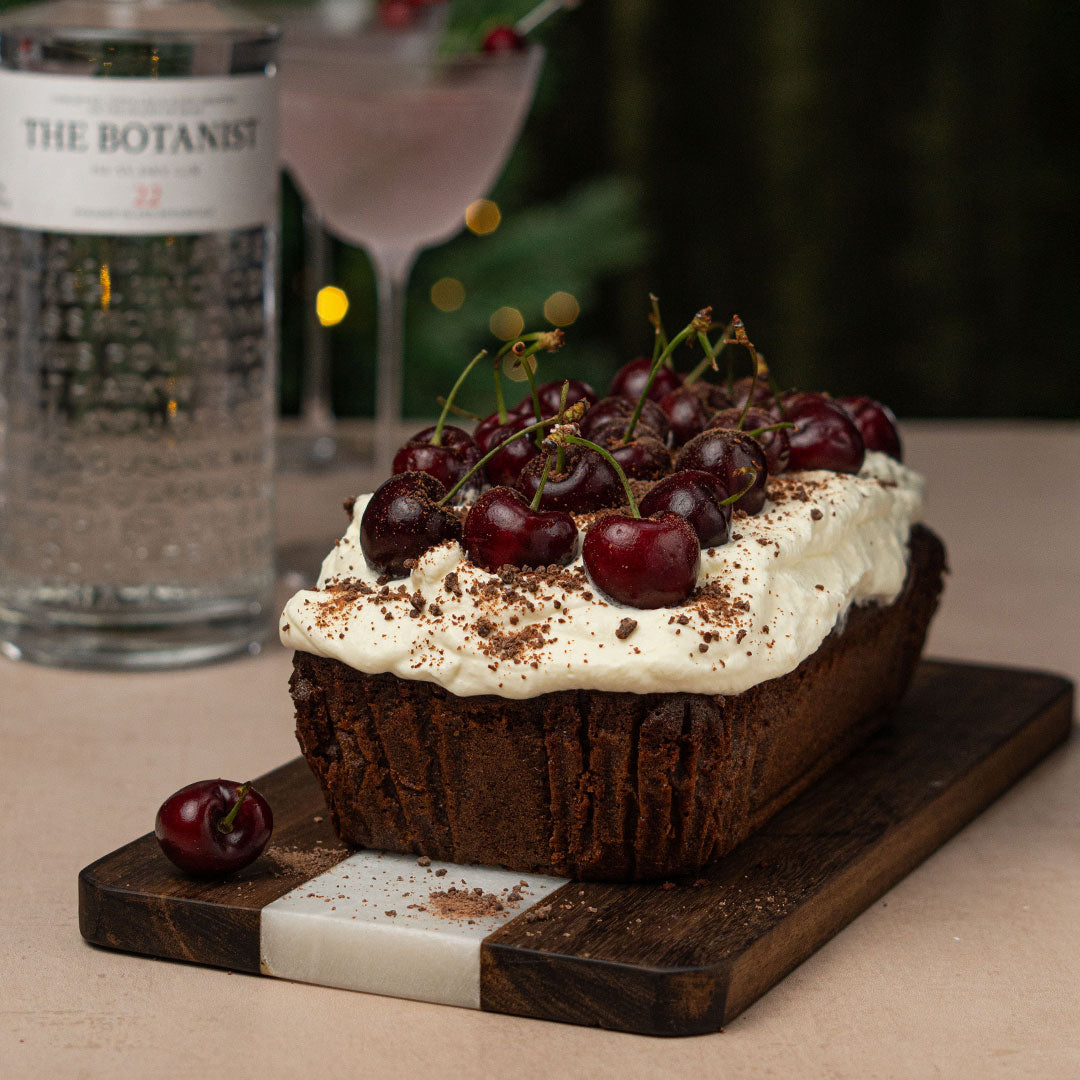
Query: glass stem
xmin=371 ymin=248 xmax=417 ymax=478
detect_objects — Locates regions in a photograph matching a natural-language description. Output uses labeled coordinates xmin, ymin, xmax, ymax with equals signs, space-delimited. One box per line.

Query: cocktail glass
xmin=277 ymin=14 xmax=543 ymax=473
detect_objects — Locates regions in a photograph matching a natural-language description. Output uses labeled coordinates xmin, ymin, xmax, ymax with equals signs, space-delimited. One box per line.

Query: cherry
xmin=638 ymin=469 xmax=733 ymax=547
xmin=782 ymin=392 xmax=865 ymax=474
xmin=837 ymin=395 xmax=903 ymax=461
xmin=607 ymin=434 xmax=672 ymax=480
xmin=610 ymin=355 xmax=683 ymax=402
xmin=463 ymin=487 xmax=577 ymax=571
xmin=730 ymin=374 xmax=776 ymax=411
xmin=359 ymin=472 xmax=462 ymax=577
xmin=482 ymin=24 xmax=526 ymax=51
xmin=155 ymin=779 xmax=273 ymax=877
xmin=533 ymin=378 xmax=597 ymax=416
xmin=582 ymin=512 xmax=700 ymax=608
xmin=676 ymin=428 xmax=769 ymax=514
xmin=484 ymin=413 xmax=540 ymax=486
xmin=392 ymin=425 xmax=483 ymax=495
xmin=708 ymin=406 xmax=791 ymax=474
xmin=688 ymin=380 xmax=735 ymax=412
xmin=378 ymin=0 xmax=417 ymax=29
xmin=515 ymin=445 xmax=623 ymax=512
xmin=474 ymin=410 xmax=508 ymax=454
xmin=579 ymin=395 xmax=670 ymax=444
xmin=658 ymin=386 xmax=709 ymax=445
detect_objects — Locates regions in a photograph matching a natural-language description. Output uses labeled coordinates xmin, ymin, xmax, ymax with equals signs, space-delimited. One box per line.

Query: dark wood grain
xmin=479 ymin=661 xmax=1073 ymax=1034
xmin=79 ymin=660 xmax=1072 ymax=1034
xmin=79 ymin=757 xmax=348 ymax=972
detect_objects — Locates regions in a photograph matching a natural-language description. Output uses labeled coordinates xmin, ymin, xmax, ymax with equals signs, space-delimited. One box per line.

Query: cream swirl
xmin=280 ymin=452 xmax=923 ymax=699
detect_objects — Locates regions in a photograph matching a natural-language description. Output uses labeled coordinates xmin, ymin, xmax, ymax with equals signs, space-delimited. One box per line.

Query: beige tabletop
xmin=2 ymin=420 xmax=1078 ymax=1079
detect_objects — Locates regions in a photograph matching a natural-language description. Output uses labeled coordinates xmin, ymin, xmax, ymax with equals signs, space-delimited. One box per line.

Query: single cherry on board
xmin=463 ymin=488 xmax=577 ymax=571
xmin=582 ymin=511 xmax=700 ymax=608
xmin=782 ymin=392 xmax=865 ymax=474
xmin=392 ymin=424 xmax=483 ymax=494
xmin=837 ymin=395 xmax=903 ymax=461
xmin=155 ymin=779 xmax=273 ymax=877
xmin=676 ymin=428 xmax=769 ymax=515
xmin=610 ymin=355 xmax=683 ymax=402
xmin=360 ymin=472 xmax=462 ymax=577
xmin=638 ymin=469 xmax=733 ymax=548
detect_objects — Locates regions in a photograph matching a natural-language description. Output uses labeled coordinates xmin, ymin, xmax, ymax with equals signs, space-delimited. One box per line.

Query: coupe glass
xmin=276 ymin=12 xmax=543 ymax=473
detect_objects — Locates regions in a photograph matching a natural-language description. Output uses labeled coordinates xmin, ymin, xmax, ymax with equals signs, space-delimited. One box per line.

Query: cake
xmin=283 ymin=446 xmax=944 ymax=880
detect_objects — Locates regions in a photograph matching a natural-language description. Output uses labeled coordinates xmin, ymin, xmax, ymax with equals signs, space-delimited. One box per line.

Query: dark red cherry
xmin=730 ymin=375 xmax=775 ymax=411
xmin=658 ymin=386 xmax=709 ymax=446
xmin=607 ymin=434 xmax=672 ymax=480
xmin=515 ymin=445 xmax=623 ymax=512
xmin=610 ymin=355 xmax=683 ymax=402
xmin=485 ymin=413 xmax=540 ymax=486
xmin=579 ymin=395 xmax=670 ymax=444
xmin=392 ymin=425 xmax=483 ymax=495
xmin=582 ymin=512 xmax=700 ymax=608
xmin=360 ymin=472 xmax=462 ymax=577
xmin=688 ymin=381 xmax=735 ymax=412
xmin=482 ymin=24 xmax=526 ymax=52
xmin=155 ymin=779 xmax=273 ymax=877
xmin=837 ymin=396 xmax=903 ymax=461
xmin=474 ymin=410 xmax=507 ymax=453
xmin=533 ymin=378 xmax=597 ymax=416
xmin=708 ymin=406 xmax=790 ymax=474
xmin=676 ymin=428 xmax=769 ymax=514
xmin=782 ymin=393 xmax=865 ymax=474
xmin=638 ymin=469 xmax=733 ymax=547
xmin=463 ymin=488 xmax=577 ymax=571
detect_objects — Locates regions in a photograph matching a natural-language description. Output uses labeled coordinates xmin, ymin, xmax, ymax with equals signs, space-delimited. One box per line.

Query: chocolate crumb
xmin=384 ymin=909 xmax=397 ymax=917
xmin=811 ymin=508 xmax=824 ymax=520
xmin=661 ymin=881 xmax=677 ymax=891
xmin=435 ymin=868 xmax=447 ymax=877
xmin=417 ymin=855 xmax=431 ymax=867
xmin=524 ymin=904 xmax=553 ymax=923
xmin=615 ymin=618 xmax=638 ymax=640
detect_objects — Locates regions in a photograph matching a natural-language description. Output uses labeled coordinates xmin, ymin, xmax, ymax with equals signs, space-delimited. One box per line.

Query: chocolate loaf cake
xmin=290 ymin=525 xmax=945 ymax=881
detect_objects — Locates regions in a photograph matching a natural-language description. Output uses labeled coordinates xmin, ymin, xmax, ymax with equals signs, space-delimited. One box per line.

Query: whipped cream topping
xmin=280 ymin=452 xmax=923 ymax=699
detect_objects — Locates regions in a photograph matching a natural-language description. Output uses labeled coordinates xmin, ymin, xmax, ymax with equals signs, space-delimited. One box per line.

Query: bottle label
xmin=0 ymin=71 xmax=277 ymax=235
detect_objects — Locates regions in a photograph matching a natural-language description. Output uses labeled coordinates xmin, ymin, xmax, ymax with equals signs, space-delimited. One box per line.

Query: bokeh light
xmin=465 ymin=198 xmax=501 ymax=235
xmin=543 ymin=290 xmax=580 ymax=327
xmin=316 ymin=285 xmax=349 ymax=327
xmin=430 ymin=277 xmax=466 ymax=312
xmin=489 ymin=305 xmax=525 ymax=341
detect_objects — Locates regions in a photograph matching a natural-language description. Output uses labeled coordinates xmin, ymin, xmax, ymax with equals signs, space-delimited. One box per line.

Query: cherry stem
xmin=217 ymin=782 xmax=251 ymax=834
xmin=556 ymin=380 xmax=569 ymax=473
xmin=559 ymin=433 xmax=640 ymax=518
xmin=733 ymin=317 xmax=765 ymax=432
xmin=745 ymin=420 xmax=795 ymax=437
xmin=649 ymin=293 xmax=668 ymax=364
xmin=622 ymin=310 xmax=708 ymax=444
xmin=436 ymin=397 xmax=481 ymax=422
xmin=529 ymin=454 xmax=554 ymax=511
xmin=514 ymin=0 xmax=579 ymax=36
xmin=683 ymin=319 xmax=733 ymax=385
xmin=716 ymin=466 xmax=759 ymax=508
xmin=432 ymin=350 xmax=486 ymax=446
xmin=492 ymin=354 xmax=508 ymax=423
xmin=438 ymin=412 xmax=576 ymax=505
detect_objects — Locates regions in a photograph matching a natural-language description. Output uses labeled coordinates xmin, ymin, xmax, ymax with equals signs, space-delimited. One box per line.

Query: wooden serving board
xmin=79 ymin=660 xmax=1072 ymax=1036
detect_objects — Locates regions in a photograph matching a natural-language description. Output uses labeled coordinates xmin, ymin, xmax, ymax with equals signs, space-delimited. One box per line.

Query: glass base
xmin=0 ymin=607 xmax=274 ymax=671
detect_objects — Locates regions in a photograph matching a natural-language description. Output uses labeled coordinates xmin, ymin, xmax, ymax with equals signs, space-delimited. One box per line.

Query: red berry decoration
xmin=638 ymin=469 xmax=733 ymax=547
xmin=583 ymin=512 xmax=700 ymax=608
xmin=607 ymin=434 xmax=672 ymax=480
xmin=729 ymin=374 xmax=775 ymax=411
xmin=783 ymin=392 xmax=865 ymax=474
xmin=392 ymin=424 xmax=483 ymax=495
xmin=463 ymin=488 xmax=577 ymax=571
xmin=610 ymin=355 xmax=683 ymax=402
xmin=482 ymin=24 xmax=526 ymax=52
xmin=155 ymin=779 xmax=273 ymax=877
xmin=658 ymin=386 xmax=709 ymax=446
xmin=676 ymin=428 xmax=769 ymax=514
xmin=515 ymin=445 xmax=623 ymax=512
xmin=378 ymin=0 xmax=416 ymax=29
xmin=837 ymin=395 xmax=903 ymax=461
xmin=579 ymin=395 xmax=670 ymax=444
xmin=485 ymin=413 xmax=540 ymax=486
xmin=708 ymin=406 xmax=791 ymax=474
xmin=533 ymin=378 xmax=597 ymax=416
xmin=360 ymin=472 xmax=462 ymax=577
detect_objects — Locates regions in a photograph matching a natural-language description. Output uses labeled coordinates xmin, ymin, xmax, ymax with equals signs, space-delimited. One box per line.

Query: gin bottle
xmin=0 ymin=0 xmax=280 ymax=669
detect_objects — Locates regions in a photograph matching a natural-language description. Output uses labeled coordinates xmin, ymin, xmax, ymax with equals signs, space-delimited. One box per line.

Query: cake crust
xmin=289 ymin=525 xmax=946 ymax=881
